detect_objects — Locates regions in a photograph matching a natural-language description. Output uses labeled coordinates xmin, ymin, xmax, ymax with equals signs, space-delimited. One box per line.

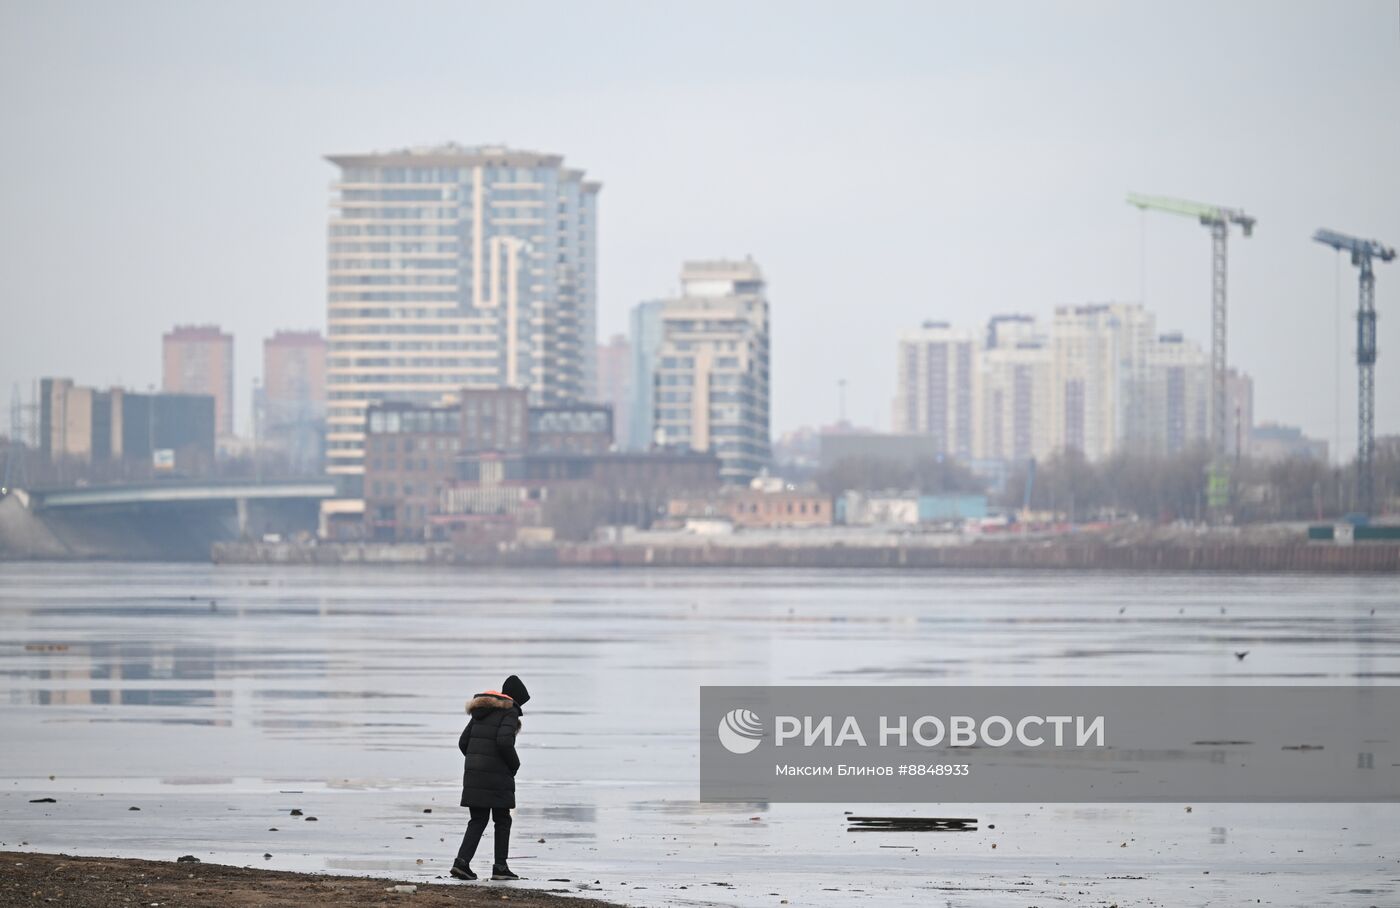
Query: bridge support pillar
xmin=236 ymin=497 xmax=249 ymax=538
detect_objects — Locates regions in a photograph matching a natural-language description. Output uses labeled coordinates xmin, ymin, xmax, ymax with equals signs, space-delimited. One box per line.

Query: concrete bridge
xmin=29 ymin=478 xmax=338 ymax=511
xmin=3 ymin=479 xmax=341 ymax=560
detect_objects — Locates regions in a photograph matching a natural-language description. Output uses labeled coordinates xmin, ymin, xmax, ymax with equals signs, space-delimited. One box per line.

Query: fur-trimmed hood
xmin=467 ymin=692 xmax=515 ymax=717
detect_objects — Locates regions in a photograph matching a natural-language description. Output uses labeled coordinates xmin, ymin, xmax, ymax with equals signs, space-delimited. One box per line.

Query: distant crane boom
xmin=1128 ymin=193 xmax=1255 ymax=462
xmin=1128 ymin=193 xmax=1257 ymax=235
xmin=1313 ymin=228 xmax=1396 ymax=515
xmin=1313 ymin=230 xmax=1395 ymax=265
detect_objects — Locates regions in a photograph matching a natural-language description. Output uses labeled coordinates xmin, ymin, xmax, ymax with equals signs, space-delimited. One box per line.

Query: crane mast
xmin=1313 ymin=228 xmax=1395 ymax=516
xmin=1128 ymin=193 xmax=1255 ymax=462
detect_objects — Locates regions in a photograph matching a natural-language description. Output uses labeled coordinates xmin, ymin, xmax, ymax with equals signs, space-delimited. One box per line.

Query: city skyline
xmin=2 ymin=1 xmax=1398 ymax=460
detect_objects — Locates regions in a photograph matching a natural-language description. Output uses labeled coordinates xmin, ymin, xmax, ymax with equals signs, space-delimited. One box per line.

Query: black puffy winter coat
xmin=459 ymin=692 xmax=523 ymax=808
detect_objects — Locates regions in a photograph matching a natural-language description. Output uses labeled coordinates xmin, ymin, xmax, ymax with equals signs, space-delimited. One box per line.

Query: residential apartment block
xmin=324 ymin=144 xmax=599 ymax=482
xmin=892 ymin=321 xmax=976 ymax=460
xmin=890 ymin=303 xmax=1228 ymax=466
xmin=628 ymin=300 xmax=666 ymax=451
xmin=975 ymin=315 xmax=1052 ymax=463
xmin=162 ymin=325 xmax=234 ymax=440
xmin=630 ymin=260 xmax=771 ymax=483
xmin=596 ymin=333 xmax=631 ymax=450
xmin=1049 ymin=303 xmax=1157 ymax=461
xmin=1141 ymin=331 xmax=1210 ymax=455
xmin=1225 ymin=368 xmax=1254 ymax=460
xmin=258 ymin=330 xmax=327 ymax=473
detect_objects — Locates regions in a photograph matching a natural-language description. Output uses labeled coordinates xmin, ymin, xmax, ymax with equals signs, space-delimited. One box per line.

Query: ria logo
xmin=717 ymin=708 xmax=764 ymax=754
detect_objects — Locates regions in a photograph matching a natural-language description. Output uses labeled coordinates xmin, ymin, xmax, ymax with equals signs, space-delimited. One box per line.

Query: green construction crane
xmin=1128 ymin=193 xmax=1255 ymax=460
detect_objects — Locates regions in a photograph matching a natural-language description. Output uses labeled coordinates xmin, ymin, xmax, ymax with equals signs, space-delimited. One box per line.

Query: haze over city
xmin=5 ymin=6 xmax=1400 ymax=907
xmin=2 ymin=0 xmax=1398 ymax=458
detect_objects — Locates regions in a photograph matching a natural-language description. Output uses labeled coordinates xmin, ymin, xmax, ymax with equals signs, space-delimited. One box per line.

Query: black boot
xmin=491 ymin=864 xmax=520 ymax=880
xmin=450 ymin=859 xmax=477 ymax=880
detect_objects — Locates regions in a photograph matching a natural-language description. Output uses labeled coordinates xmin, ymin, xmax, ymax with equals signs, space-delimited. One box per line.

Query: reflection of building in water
xmin=23 ymin=642 xmax=233 ymax=711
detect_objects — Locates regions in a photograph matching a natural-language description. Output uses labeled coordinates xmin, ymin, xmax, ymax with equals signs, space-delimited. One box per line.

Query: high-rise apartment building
xmin=975 ymin=315 xmax=1052 ymax=463
xmin=259 ymin=330 xmax=327 ymax=473
xmin=596 ymin=334 xmax=630 ymax=450
xmin=894 ymin=304 xmax=1219 ymax=467
xmin=628 ymin=300 xmax=667 ymax=451
xmin=323 ymin=144 xmax=600 ymax=480
xmin=893 ymin=321 xmax=976 ymax=460
xmin=1044 ymin=303 xmax=1219 ymax=460
xmin=1047 ymin=303 xmax=1156 ymax=460
xmin=264 ymin=330 xmax=326 ymax=410
xmin=1225 ymin=368 xmax=1254 ymax=460
xmin=630 ymin=260 xmax=770 ymax=483
xmin=1141 ymin=331 xmax=1210 ymax=455
xmin=162 ymin=325 xmax=234 ymax=439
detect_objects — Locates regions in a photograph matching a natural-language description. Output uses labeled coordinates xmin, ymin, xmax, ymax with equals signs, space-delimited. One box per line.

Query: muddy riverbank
xmin=0 ymin=851 xmax=625 ymax=907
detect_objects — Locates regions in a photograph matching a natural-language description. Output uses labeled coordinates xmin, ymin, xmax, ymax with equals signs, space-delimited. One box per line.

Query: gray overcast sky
xmin=2 ymin=0 xmax=1398 ymax=458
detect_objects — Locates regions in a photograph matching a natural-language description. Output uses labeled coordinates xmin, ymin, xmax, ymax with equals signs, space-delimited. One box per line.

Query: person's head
xmin=501 ymin=675 xmax=530 ymax=707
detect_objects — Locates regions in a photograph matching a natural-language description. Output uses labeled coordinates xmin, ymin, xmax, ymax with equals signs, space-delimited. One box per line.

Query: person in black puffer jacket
xmin=451 ymin=674 xmax=529 ymax=881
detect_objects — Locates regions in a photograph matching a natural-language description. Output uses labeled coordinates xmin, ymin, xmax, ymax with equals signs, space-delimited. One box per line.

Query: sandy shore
xmin=0 ymin=851 xmax=626 ymax=908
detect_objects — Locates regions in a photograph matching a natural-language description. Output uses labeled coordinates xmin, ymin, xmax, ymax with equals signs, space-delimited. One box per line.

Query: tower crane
xmin=1127 ymin=193 xmax=1255 ymax=460
xmin=1313 ymin=228 xmax=1395 ymax=516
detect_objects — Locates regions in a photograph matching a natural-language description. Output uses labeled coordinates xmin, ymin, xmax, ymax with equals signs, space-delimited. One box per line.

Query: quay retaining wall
xmin=212 ymin=540 xmax=1400 ymax=573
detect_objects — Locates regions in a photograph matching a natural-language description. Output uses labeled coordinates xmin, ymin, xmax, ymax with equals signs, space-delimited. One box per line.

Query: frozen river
xmin=1 ymin=562 xmax=1397 ymax=906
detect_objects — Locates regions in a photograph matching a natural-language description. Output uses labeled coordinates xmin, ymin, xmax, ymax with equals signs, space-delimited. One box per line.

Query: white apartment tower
xmin=1141 ymin=332 xmax=1210 ymax=455
xmin=893 ymin=321 xmax=976 ymax=460
xmin=895 ymin=305 xmax=1213 ymax=466
xmin=635 ymin=260 xmax=771 ymax=483
xmin=323 ymin=144 xmax=599 ymax=478
xmin=1049 ymin=303 xmax=1156 ymax=460
xmin=1225 ymin=368 xmax=1254 ymax=459
xmin=976 ymin=315 xmax=1052 ymax=462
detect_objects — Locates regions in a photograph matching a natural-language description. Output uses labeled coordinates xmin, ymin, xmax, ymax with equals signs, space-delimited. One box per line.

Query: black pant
xmin=456 ymin=806 xmax=511 ymax=867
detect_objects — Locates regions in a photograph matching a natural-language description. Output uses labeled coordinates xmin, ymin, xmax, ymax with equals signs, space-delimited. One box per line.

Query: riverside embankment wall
xmin=212 ymin=540 xmax=1400 ymax=573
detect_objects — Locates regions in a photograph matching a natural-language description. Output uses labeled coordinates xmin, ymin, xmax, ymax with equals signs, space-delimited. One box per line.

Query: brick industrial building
xmin=361 ymin=388 xmax=717 ymax=541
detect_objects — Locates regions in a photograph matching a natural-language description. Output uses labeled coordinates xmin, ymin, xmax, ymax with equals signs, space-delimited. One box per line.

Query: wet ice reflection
xmin=1 ymin=563 xmax=1397 ymax=906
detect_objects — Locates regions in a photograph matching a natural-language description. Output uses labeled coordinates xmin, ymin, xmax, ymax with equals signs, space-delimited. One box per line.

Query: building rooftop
xmin=265 ymin=330 xmax=324 ymax=347
xmin=327 ymin=143 xmax=590 ymax=176
xmin=164 ymin=325 xmax=230 ymax=341
xmin=680 ymin=258 xmax=763 ymax=280
xmin=1252 ymin=422 xmax=1313 ymax=441
xmin=677 ymin=258 xmax=766 ymax=298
